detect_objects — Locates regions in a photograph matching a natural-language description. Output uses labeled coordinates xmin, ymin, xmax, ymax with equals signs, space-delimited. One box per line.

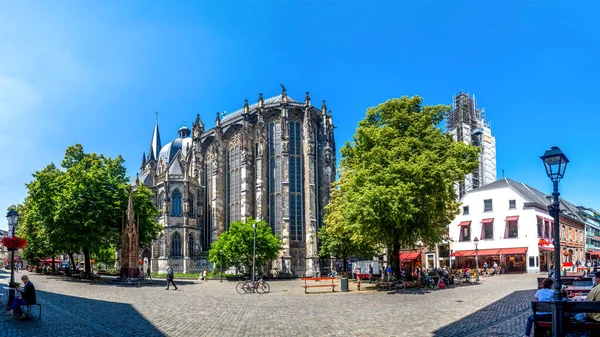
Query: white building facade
xmin=448 ymin=178 xmax=586 ymax=274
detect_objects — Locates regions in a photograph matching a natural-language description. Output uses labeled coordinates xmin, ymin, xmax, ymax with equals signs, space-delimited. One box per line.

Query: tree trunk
xmin=342 ymin=256 xmax=348 ymax=274
xmin=83 ymin=247 xmax=91 ymax=277
xmin=392 ymin=240 xmax=400 ymax=278
xmin=51 ymin=255 xmax=55 ymax=273
xmin=68 ymin=253 xmax=75 ymax=271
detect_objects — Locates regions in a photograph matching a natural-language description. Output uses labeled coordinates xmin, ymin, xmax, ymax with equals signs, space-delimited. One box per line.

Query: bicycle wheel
xmin=260 ymin=281 xmax=270 ymax=294
xmin=236 ymin=281 xmax=247 ymax=294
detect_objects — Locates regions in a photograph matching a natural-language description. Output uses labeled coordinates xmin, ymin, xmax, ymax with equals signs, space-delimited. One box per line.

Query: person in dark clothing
xmin=7 ymin=275 xmax=36 ymax=319
xmin=166 ymin=266 xmax=178 ymax=290
xmin=146 ymin=267 xmax=152 ymax=280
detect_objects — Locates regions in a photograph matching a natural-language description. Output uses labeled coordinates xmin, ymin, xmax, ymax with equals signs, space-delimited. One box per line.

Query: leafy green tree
xmin=324 ymin=96 xmax=479 ymax=277
xmin=19 ymin=144 xmax=161 ymax=276
xmin=92 ymin=246 xmax=117 ymax=270
xmin=209 ymin=218 xmax=281 ymax=275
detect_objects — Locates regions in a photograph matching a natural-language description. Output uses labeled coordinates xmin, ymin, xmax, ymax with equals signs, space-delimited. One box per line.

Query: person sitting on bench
xmin=574 ymin=271 xmax=600 ymax=322
xmin=523 ymin=277 xmax=554 ymax=337
xmin=7 ymin=275 xmax=36 ymax=319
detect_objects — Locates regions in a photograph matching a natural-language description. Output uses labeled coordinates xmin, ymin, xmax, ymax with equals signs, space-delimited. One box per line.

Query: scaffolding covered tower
xmin=447 ymin=92 xmax=497 ymax=198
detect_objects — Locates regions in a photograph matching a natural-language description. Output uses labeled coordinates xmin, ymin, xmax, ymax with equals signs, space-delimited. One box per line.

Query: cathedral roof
xmin=168 ymin=157 xmax=184 ymax=175
xmin=222 ymin=94 xmax=298 ymax=121
xmin=158 ymin=136 xmax=192 ymax=165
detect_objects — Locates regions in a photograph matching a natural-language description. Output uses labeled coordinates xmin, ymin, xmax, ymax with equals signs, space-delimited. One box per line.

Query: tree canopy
xmin=208 ymin=218 xmax=281 ymax=275
xmin=322 ymin=96 xmax=479 ymax=276
xmin=16 ymin=144 xmax=161 ymax=275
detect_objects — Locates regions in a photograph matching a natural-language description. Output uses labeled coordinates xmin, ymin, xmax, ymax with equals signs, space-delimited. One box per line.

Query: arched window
xmin=289 ymin=121 xmax=304 ymax=241
xmin=187 ymin=233 xmax=195 ymax=257
xmin=171 ymin=232 xmax=182 ymax=258
xmin=172 ymin=189 xmax=182 ymax=217
xmin=226 ymin=143 xmax=241 ymax=228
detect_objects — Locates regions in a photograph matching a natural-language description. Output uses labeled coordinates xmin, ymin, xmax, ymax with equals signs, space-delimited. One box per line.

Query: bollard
xmin=357 ymin=280 xmax=361 ymax=291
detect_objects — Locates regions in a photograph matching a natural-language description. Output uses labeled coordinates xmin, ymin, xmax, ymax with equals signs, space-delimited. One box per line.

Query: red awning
xmin=498 ymin=247 xmax=528 ymax=255
xmin=481 ymin=218 xmax=494 ymax=224
xmin=505 ymin=216 xmax=519 ymax=221
xmin=540 ymin=246 xmax=554 ymax=252
xmin=458 ymin=221 xmax=471 ymax=227
xmin=450 ymin=250 xmax=475 ymax=257
xmin=477 ymin=249 xmax=501 ymax=255
xmin=588 ymin=251 xmax=600 ymax=256
xmin=399 ymin=252 xmax=421 ymax=261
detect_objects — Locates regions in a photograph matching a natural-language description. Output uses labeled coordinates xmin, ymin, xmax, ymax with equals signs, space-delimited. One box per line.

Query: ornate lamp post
xmin=473 ymin=237 xmax=480 ymax=282
xmin=219 ymin=249 xmax=223 ymax=283
xmin=540 ymin=146 xmax=569 ymax=337
xmin=6 ymin=210 xmax=19 ymax=308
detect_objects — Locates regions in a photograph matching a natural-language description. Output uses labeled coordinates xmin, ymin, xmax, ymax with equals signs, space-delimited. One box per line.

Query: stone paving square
xmin=0 ymin=270 xmax=582 ymax=337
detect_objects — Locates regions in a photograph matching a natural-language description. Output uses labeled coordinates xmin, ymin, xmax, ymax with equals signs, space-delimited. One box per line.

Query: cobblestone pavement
xmin=0 ymin=270 xmax=570 ymax=337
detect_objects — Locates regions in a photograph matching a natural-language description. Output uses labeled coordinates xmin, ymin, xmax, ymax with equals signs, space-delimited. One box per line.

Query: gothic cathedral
xmin=133 ymin=87 xmax=336 ymax=277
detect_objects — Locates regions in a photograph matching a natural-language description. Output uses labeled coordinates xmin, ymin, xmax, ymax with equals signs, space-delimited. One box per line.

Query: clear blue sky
xmin=1 ymin=1 xmax=599 ymax=230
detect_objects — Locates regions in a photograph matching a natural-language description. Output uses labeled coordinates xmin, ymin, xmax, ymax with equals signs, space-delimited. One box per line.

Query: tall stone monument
xmin=120 ymin=190 xmax=140 ymax=279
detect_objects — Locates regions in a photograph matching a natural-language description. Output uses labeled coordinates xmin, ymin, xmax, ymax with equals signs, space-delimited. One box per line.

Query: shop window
xmin=507 ymin=221 xmax=518 ymax=238
xmin=509 ymin=199 xmax=516 ymax=209
xmin=463 ymin=206 xmax=469 ymax=215
xmin=460 ymin=225 xmax=471 ymax=242
xmin=484 ymin=199 xmax=493 ymax=212
xmin=529 ymin=256 xmax=535 ymax=268
xmin=483 ymin=223 xmax=493 ymax=239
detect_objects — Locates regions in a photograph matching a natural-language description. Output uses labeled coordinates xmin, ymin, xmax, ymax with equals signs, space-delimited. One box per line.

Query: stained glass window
xmin=172 ymin=189 xmax=183 ymax=217
xmin=171 ymin=232 xmax=182 ymax=258
xmin=289 ymin=122 xmax=304 ymax=241
xmin=226 ymin=140 xmax=242 ymax=229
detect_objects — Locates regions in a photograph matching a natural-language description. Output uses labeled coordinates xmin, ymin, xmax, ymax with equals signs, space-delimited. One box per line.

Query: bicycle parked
xmin=235 ymin=276 xmax=270 ymax=294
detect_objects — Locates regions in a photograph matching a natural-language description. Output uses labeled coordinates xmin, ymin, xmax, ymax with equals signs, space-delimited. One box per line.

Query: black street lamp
xmin=473 ymin=237 xmax=480 ymax=282
xmin=541 ymin=146 xmax=569 ymax=337
xmin=6 ymin=210 xmax=19 ymax=308
xmin=252 ymin=222 xmax=257 ymax=286
xmin=219 ymin=249 xmax=223 ymax=283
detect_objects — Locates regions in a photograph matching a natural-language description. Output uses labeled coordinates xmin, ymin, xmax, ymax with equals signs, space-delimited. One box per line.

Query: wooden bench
xmin=300 ymin=277 xmax=337 ymax=294
xmin=564 ymin=301 xmax=600 ymax=336
xmin=532 ymin=301 xmax=600 ymax=337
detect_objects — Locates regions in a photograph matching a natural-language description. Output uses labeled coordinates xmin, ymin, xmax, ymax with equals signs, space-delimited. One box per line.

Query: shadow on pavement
xmin=2 ymin=288 xmax=166 ymax=337
xmin=432 ymin=289 xmax=536 ymax=337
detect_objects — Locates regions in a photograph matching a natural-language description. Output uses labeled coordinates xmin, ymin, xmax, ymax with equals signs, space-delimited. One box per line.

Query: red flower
xmin=1 ymin=236 xmax=27 ymax=250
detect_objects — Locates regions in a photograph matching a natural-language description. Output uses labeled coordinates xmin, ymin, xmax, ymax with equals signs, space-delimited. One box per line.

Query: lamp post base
xmin=552 ymin=299 xmax=564 ymax=337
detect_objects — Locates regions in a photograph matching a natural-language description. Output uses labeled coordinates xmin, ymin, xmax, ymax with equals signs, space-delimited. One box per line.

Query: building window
xmin=507 ymin=221 xmax=518 ymax=238
xmin=172 ymin=189 xmax=182 ymax=217
xmin=561 ymin=225 xmax=565 ymax=240
xmin=537 ymin=217 xmax=543 ymax=238
xmin=509 ymin=200 xmax=516 ymax=209
xmin=289 ymin=121 xmax=304 ymax=242
xmin=269 ymin=122 xmax=282 ymax=236
xmin=460 ymin=225 xmax=471 ymax=242
xmin=483 ymin=223 xmax=493 ymax=239
xmin=484 ymin=199 xmax=493 ymax=212
xmin=226 ymin=140 xmax=242 ymax=228
xmin=171 ymin=232 xmax=182 ymax=258
xmin=187 ymin=233 xmax=195 ymax=257
xmin=463 ymin=206 xmax=469 ymax=215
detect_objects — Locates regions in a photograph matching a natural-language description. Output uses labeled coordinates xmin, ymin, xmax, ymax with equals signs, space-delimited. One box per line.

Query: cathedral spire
xmin=321 ymin=100 xmax=327 ymax=115
xmin=258 ymin=93 xmax=264 ymax=109
xmin=141 ymin=152 xmax=146 ymax=169
xmin=305 ymin=92 xmax=311 ymax=107
xmin=281 ymin=84 xmax=287 ymax=104
xmin=244 ymin=99 xmax=249 ymax=114
xmin=215 ymin=111 xmax=221 ymax=127
xmin=147 ymin=113 xmax=162 ymax=162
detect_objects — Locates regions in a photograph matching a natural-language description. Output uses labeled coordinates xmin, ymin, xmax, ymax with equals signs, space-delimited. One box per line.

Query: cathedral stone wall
xmin=136 ymin=88 xmax=335 ymax=276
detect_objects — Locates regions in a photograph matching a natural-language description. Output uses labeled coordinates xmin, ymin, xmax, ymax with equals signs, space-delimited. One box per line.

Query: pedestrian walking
xmin=166 ymin=266 xmax=178 ymax=290
xmin=203 ymin=269 xmax=208 ymax=282
xmin=146 ymin=266 xmax=152 ymax=280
